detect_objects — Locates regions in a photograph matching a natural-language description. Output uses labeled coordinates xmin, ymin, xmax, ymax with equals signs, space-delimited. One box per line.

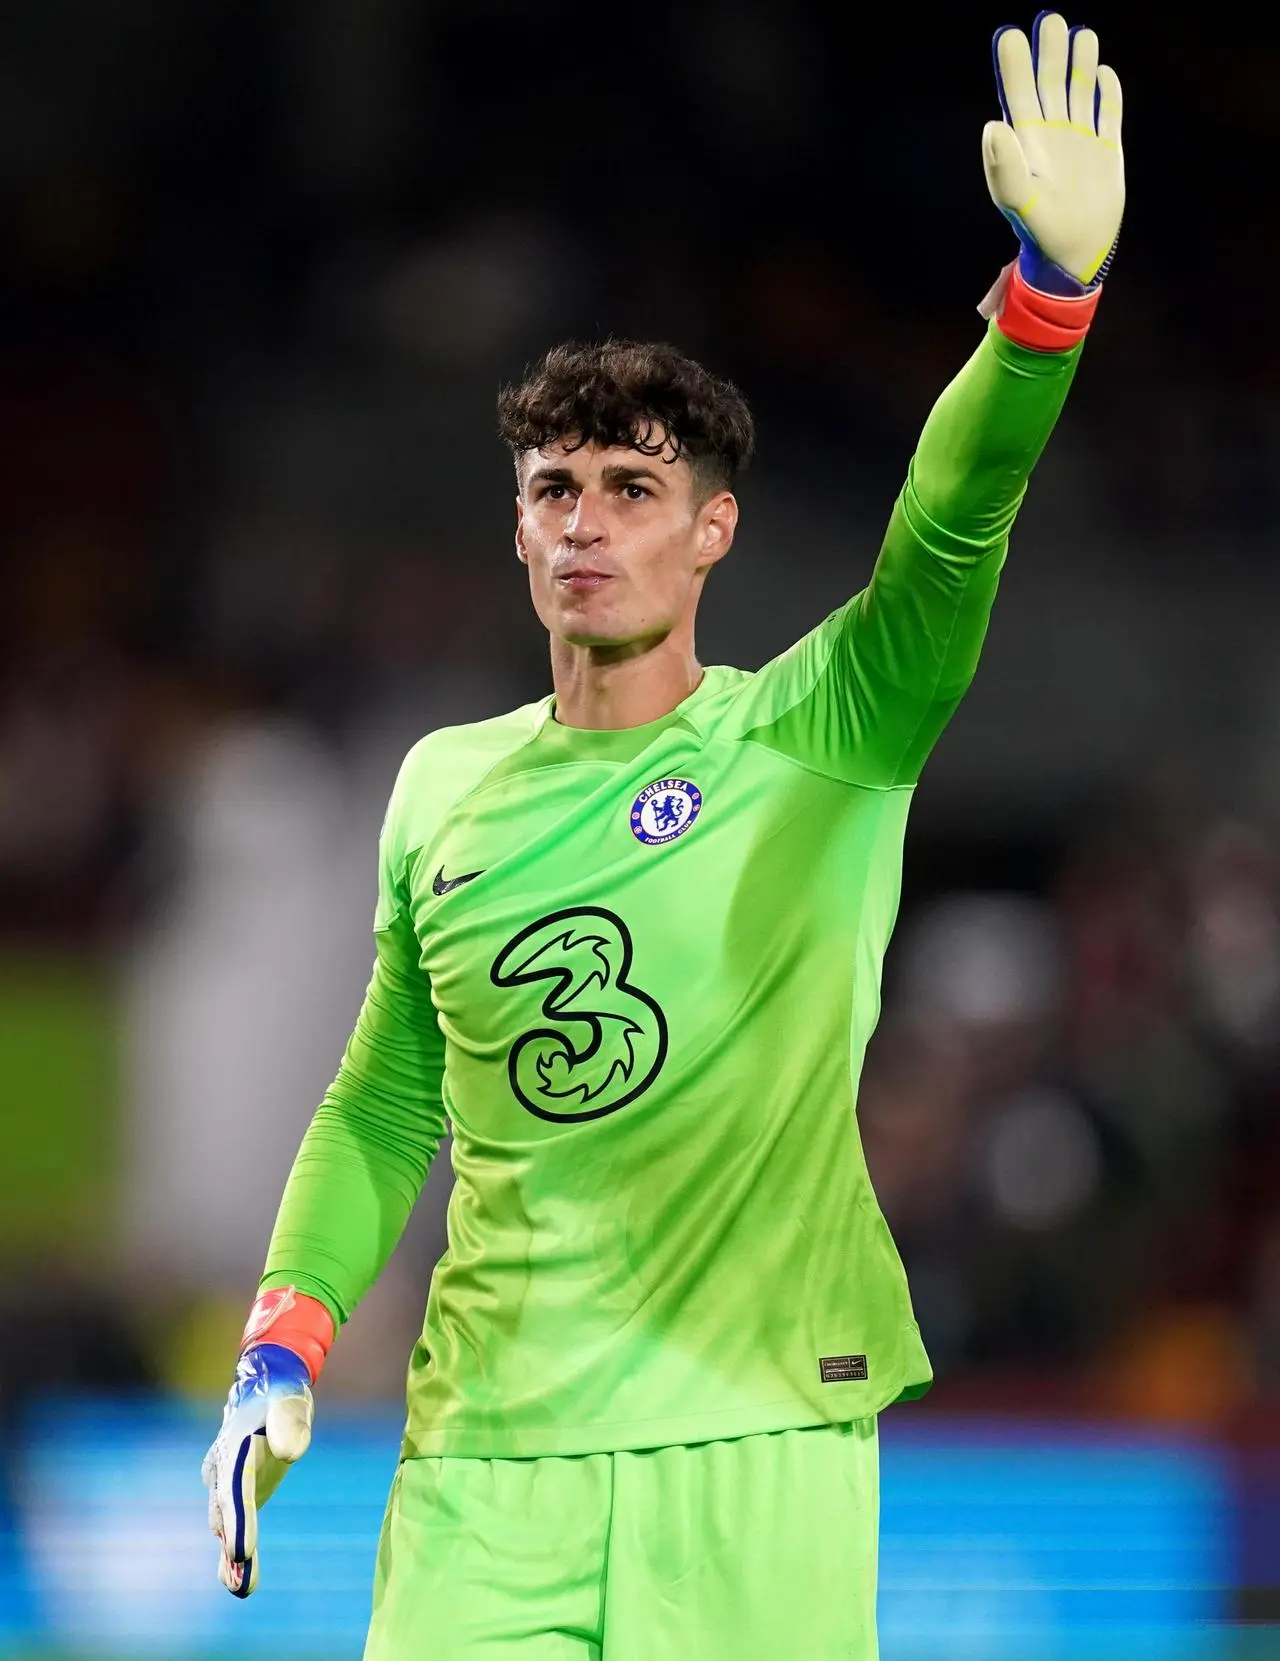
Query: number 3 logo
xmin=490 ymin=906 xmax=668 ymax=1123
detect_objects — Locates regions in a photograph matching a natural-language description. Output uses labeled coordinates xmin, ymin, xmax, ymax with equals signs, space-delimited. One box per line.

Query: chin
xmin=551 ymin=601 xmax=632 ymax=649
xmin=558 ymin=624 xmax=633 ymax=649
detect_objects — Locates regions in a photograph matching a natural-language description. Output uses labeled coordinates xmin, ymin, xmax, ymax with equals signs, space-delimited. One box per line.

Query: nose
xmin=563 ymin=489 xmax=605 ymax=548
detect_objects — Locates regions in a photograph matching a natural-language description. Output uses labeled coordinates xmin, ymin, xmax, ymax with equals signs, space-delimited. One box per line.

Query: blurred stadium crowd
xmin=1 ymin=0 xmax=1278 ymax=1459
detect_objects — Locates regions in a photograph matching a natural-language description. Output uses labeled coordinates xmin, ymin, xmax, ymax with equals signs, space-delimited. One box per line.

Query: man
xmin=204 ymin=14 xmax=1124 ymax=1657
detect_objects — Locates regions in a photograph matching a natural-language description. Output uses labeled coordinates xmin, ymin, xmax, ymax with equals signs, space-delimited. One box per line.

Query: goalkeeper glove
xmin=979 ymin=10 xmax=1125 ymax=350
xmin=201 ymin=1287 xmax=335 ymax=1598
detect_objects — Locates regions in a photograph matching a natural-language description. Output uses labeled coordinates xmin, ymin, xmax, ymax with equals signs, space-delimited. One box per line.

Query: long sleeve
xmin=736 ymin=321 xmax=1082 ymax=787
xmin=257 ymin=911 xmax=446 ymax=1326
xmin=258 ymin=766 xmax=448 ymax=1326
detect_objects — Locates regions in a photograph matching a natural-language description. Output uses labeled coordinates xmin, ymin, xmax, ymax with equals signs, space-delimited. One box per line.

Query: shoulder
xmin=396 ymin=699 xmax=550 ymax=792
xmin=690 ymin=604 xmax=859 ymax=740
xmin=383 ymin=698 xmax=551 ymax=851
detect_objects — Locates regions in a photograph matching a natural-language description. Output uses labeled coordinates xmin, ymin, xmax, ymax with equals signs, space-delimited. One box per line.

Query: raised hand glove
xmin=201 ymin=1287 xmax=335 ymax=1598
xmin=983 ymin=10 xmax=1124 ymax=295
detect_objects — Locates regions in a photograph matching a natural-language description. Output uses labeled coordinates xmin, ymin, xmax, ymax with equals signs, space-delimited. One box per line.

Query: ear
xmin=696 ymin=491 xmax=738 ymax=571
xmin=514 ymin=495 xmax=528 ymax=566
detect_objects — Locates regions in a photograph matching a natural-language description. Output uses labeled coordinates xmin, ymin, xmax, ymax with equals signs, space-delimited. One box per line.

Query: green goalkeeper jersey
xmin=261 ymin=323 xmax=1081 ymax=1458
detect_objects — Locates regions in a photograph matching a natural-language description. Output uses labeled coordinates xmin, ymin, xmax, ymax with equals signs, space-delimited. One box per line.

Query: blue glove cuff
xmin=232 ymin=1342 xmax=312 ymax=1403
xmin=1013 ymin=229 xmax=1094 ymax=297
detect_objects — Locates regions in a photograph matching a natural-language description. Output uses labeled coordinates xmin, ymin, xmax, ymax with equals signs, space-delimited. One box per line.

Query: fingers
xmin=205 ymin=1428 xmax=261 ymax=1596
xmin=994 ymin=26 xmax=1042 ymax=127
xmin=982 ymin=120 xmax=1035 ymax=216
xmin=229 ymin=1431 xmax=261 ymax=1567
xmin=1032 ymin=11 xmax=1070 ymax=123
xmin=201 ymin=1445 xmax=221 ymax=1534
xmin=1067 ymin=26 xmax=1099 ymax=128
xmin=1096 ymin=62 xmax=1123 ymax=145
xmin=1000 ymin=14 xmax=1114 ymax=133
xmin=219 ymin=1540 xmax=258 ymax=1599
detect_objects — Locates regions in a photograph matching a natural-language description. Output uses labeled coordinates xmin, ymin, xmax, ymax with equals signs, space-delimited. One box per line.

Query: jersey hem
xmin=397 ymin=1372 xmax=933 ymax=1460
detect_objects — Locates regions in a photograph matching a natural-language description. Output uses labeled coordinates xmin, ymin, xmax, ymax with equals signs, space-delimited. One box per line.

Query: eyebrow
xmin=525 ymin=461 xmax=670 ymax=491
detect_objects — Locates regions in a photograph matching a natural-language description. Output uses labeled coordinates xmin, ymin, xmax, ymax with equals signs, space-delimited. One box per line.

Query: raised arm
xmin=830 ymin=321 xmax=1082 ymax=787
xmin=737 ymin=12 xmax=1124 ymax=788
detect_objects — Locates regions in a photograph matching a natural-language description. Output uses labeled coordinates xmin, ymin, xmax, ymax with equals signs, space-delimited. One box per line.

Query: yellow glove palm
xmin=983 ymin=12 xmax=1124 ymax=293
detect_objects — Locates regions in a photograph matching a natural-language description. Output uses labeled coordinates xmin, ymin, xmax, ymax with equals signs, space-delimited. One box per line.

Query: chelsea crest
xmin=630 ymin=778 xmax=703 ymax=846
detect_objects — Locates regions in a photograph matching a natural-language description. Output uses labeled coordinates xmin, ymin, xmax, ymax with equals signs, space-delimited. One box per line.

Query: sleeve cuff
xmin=977 ymin=261 xmax=1100 ymax=352
xmin=241 ymin=1286 xmax=336 ymax=1383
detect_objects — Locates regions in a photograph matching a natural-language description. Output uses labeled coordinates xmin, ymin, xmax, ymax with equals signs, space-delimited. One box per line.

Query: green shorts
xmin=363 ymin=1418 xmax=879 ymax=1661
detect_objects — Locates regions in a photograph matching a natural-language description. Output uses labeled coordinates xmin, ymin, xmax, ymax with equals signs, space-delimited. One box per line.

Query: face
xmin=515 ymin=437 xmax=737 ymax=652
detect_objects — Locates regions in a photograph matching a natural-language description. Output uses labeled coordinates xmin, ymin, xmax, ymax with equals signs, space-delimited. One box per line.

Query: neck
xmin=549 ymin=628 xmax=703 ymax=730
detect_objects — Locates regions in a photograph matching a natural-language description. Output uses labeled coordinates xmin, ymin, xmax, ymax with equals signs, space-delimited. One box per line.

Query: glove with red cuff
xmin=201 ymin=1287 xmax=335 ymax=1598
xmin=978 ymin=11 xmax=1125 ymax=350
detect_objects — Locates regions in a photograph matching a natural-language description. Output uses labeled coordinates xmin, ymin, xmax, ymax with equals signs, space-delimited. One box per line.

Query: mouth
xmin=555 ymin=569 xmax=613 ymax=592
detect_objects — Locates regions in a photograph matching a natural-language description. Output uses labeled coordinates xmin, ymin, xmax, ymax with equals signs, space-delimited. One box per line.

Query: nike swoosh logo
xmin=432 ymin=865 xmax=485 ymax=896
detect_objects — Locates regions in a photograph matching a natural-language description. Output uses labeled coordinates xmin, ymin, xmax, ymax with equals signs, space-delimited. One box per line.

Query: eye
xmin=623 ymin=483 xmax=650 ymax=501
xmin=541 ymin=483 xmax=569 ymax=501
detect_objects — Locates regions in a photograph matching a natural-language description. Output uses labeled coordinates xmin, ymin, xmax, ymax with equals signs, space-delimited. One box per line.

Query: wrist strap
xmin=240 ymin=1287 xmax=335 ymax=1384
xmin=978 ymin=260 xmax=1100 ymax=351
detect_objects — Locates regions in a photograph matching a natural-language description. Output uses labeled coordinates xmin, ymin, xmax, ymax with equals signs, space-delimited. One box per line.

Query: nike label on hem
xmin=819 ymin=1354 xmax=868 ymax=1383
xmin=433 ymin=866 xmax=485 ymax=896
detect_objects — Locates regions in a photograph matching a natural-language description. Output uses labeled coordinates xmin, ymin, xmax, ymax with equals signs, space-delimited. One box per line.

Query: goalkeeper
xmin=204 ymin=13 xmax=1124 ymax=1658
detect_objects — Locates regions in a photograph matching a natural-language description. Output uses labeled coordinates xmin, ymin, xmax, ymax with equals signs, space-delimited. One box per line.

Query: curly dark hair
xmin=497 ymin=339 xmax=755 ymax=498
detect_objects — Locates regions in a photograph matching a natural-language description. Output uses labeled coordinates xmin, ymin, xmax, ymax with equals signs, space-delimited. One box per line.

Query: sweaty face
xmin=515 ymin=438 xmax=735 ymax=651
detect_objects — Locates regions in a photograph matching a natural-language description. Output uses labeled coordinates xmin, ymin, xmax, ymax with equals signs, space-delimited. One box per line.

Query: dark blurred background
xmin=1 ymin=2 xmax=1278 ymax=1656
